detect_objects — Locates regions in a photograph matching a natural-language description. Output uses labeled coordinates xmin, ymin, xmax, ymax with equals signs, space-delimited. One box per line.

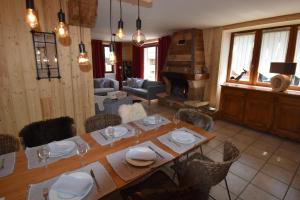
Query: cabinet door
xmin=220 ymin=87 xmax=246 ymax=124
xmin=272 ymin=96 xmax=300 ymax=141
xmin=244 ymin=92 xmax=273 ymax=131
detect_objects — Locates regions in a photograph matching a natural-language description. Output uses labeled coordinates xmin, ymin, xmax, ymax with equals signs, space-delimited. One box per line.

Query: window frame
xmin=103 ymin=45 xmax=114 ymax=73
xmin=226 ymin=24 xmax=300 ymax=90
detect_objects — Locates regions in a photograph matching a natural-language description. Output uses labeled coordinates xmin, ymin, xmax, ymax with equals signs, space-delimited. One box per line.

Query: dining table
xmin=0 ymin=115 xmax=216 ymax=200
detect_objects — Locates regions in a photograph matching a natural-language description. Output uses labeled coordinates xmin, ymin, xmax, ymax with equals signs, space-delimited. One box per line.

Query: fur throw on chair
xmin=118 ymin=103 xmax=147 ymax=124
xmin=19 ymin=117 xmax=76 ymax=148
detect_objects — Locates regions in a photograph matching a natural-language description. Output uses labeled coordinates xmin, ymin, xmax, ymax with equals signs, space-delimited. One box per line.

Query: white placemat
xmin=133 ymin=114 xmax=171 ymax=131
xmin=106 ymin=141 xmax=174 ymax=181
xmin=25 ymin=136 xmax=90 ymax=169
xmin=0 ymin=152 xmax=16 ymax=177
xmin=157 ymin=127 xmax=207 ymax=154
xmin=90 ymin=124 xmax=135 ymax=146
xmin=27 ymin=162 xmax=116 ymax=200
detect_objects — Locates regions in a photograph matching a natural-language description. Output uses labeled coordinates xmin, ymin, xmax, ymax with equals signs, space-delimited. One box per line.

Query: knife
xmin=90 ymin=169 xmax=101 ymax=191
xmin=99 ymin=131 xmax=108 ymax=140
xmin=148 ymin=146 xmax=164 ymax=159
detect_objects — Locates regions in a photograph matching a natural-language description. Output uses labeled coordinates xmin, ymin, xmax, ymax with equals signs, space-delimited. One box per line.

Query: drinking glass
xmin=134 ymin=128 xmax=142 ymax=143
xmin=38 ymin=146 xmax=50 ymax=168
xmin=105 ymin=126 xmax=115 ymax=147
xmin=76 ymin=143 xmax=88 ymax=166
xmin=155 ymin=115 xmax=161 ymax=130
xmin=173 ymin=114 xmax=180 ymax=130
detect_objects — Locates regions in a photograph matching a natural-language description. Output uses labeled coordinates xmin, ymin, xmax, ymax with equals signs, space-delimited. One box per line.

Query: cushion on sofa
xmin=135 ymin=79 xmax=144 ymax=88
xmin=102 ymin=79 xmax=113 ymax=88
xmin=142 ymin=80 xmax=161 ymax=89
xmin=127 ymin=78 xmax=135 ymax=87
xmin=94 ymin=79 xmax=105 ymax=88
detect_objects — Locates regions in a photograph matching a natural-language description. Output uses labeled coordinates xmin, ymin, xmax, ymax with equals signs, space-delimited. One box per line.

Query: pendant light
xmin=77 ymin=0 xmax=90 ymax=66
xmin=132 ymin=0 xmax=146 ymax=47
xmin=116 ymin=0 xmax=125 ymax=39
xmin=109 ymin=0 xmax=117 ymax=65
xmin=54 ymin=0 xmax=69 ymax=39
xmin=25 ymin=0 xmax=39 ymax=29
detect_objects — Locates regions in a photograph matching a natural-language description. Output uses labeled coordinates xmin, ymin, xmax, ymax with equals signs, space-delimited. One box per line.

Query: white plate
xmin=125 ymin=147 xmax=156 ymax=167
xmin=171 ymin=130 xmax=196 ymax=145
xmin=143 ymin=116 xmax=157 ymax=125
xmin=49 ymin=141 xmax=76 ymax=158
xmin=49 ymin=172 xmax=93 ymax=200
xmin=113 ymin=126 xmax=128 ymax=137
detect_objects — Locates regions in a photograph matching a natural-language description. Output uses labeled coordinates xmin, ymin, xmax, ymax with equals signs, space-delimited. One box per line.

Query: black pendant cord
xmin=110 ymin=0 xmax=113 ymax=45
xmin=138 ymin=0 xmax=140 ymax=19
xmin=59 ymin=0 xmax=62 ymax=10
xmin=78 ymin=0 xmax=83 ymax=43
xmin=119 ymin=0 xmax=122 ymax=20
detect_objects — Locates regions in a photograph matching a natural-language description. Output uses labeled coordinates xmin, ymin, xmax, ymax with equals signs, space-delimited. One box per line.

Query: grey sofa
xmin=94 ymin=78 xmax=119 ymax=96
xmin=95 ymin=96 xmax=133 ymax=115
xmin=122 ymin=78 xmax=166 ymax=104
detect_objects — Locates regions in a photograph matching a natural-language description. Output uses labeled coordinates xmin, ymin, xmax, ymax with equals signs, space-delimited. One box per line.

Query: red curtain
xmin=91 ymin=40 xmax=105 ymax=78
xmin=115 ymin=42 xmax=123 ymax=88
xmin=157 ymin=35 xmax=171 ymax=81
xmin=132 ymin=45 xmax=144 ymax=78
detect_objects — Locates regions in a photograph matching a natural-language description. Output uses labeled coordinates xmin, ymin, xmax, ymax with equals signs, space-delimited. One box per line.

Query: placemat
xmin=157 ymin=127 xmax=207 ymax=154
xmin=25 ymin=136 xmax=90 ymax=169
xmin=27 ymin=162 xmax=116 ymax=200
xmin=133 ymin=114 xmax=171 ymax=131
xmin=0 ymin=152 xmax=16 ymax=177
xmin=106 ymin=141 xmax=174 ymax=181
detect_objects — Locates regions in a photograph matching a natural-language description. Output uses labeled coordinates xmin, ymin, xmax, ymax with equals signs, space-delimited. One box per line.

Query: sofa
xmin=95 ymin=96 xmax=133 ymax=115
xmin=94 ymin=78 xmax=119 ymax=96
xmin=122 ymin=78 xmax=166 ymax=104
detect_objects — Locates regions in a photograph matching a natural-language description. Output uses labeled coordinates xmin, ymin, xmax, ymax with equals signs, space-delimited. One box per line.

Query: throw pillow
xmin=127 ymin=78 xmax=134 ymax=87
xmin=102 ymin=79 xmax=112 ymax=88
xmin=135 ymin=79 xmax=144 ymax=88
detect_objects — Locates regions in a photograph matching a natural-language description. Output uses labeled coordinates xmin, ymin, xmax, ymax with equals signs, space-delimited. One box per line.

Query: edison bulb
xmin=109 ymin=51 xmax=116 ymax=65
xmin=78 ymin=52 xmax=90 ymax=66
xmin=55 ymin=22 xmax=69 ymax=39
xmin=25 ymin=9 xmax=39 ymax=29
xmin=117 ymin=28 xmax=124 ymax=39
xmin=132 ymin=30 xmax=145 ymax=47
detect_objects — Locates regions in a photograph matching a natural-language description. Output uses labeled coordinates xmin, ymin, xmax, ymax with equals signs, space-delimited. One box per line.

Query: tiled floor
xmin=143 ymin=100 xmax=300 ymax=200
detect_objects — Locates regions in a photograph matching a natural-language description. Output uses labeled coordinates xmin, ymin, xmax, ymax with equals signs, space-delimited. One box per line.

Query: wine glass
xmin=155 ymin=115 xmax=161 ymax=130
xmin=76 ymin=143 xmax=88 ymax=166
xmin=134 ymin=128 xmax=142 ymax=143
xmin=105 ymin=126 xmax=115 ymax=147
xmin=173 ymin=114 xmax=180 ymax=130
xmin=38 ymin=146 xmax=50 ymax=168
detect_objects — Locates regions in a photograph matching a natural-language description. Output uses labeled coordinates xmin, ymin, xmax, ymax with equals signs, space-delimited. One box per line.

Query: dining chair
xmin=173 ymin=141 xmax=240 ymax=200
xmin=120 ymin=161 xmax=212 ymax=200
xmin=0 ymin=134 xmax=20 ymax=155
xmin=118 ymin=103 xmax=147 ymax=124
xmin=84 ymin=113 xmax=122 ymax=133
xmin=19 ymin=116 xmax=76 ymax=148
xmin=177 ymin=108 xmax=214 ymax=131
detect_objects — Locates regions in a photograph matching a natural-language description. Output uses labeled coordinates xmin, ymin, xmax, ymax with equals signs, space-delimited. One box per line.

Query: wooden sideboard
xmin=219 ymin=84 xmax=300 ymax=142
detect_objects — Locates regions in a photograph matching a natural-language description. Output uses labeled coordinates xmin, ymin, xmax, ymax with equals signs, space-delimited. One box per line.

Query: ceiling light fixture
xmin=109 ymin=0 xmax=117 ymax=65
xmin=132 ymin=0 xmax=146 ymax=47
xmin=116 ymin=0 xmax=125 ymax=40
xmin=77 ymin=0 xmax=90 ymax=66
xmin=25 ymin=0 xmax=39 ymax=29
xmin=54 ymin=0 xmax=69 ymax=39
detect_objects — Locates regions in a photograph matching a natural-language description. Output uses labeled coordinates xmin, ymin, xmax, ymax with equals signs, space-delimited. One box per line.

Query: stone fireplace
xmin=158 ymin=29 xmax=209 ymax=108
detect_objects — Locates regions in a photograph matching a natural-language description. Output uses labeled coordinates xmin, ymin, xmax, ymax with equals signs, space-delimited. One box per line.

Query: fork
xmin=42 ymin=188 xmax=49 ymax=200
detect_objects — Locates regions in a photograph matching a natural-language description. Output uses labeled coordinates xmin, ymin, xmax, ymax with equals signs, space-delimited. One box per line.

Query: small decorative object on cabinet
xmin=269 ymin=62 xmax=296 ymax=92
xmin=31 ymin=31 xmax=61 ymax=80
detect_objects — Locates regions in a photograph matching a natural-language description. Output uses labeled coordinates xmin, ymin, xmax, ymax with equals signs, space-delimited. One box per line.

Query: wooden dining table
xmin=0 ymin=119 xmax=215 ymax=200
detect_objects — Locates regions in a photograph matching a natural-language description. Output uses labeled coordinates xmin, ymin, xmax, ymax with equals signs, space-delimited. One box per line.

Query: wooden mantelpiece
xmin=219 ymin=83 xmax=300 ymax=142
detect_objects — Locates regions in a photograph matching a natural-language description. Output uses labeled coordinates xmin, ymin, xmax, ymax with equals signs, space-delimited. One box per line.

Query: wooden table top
xmin=0 ymin=120 xmax=215 ymax=200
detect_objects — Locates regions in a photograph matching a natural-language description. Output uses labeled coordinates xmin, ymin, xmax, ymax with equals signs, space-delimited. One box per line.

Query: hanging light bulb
xmin=132 ymin=0 xmax=146 ymax=47
xmin=25 ymin=0 xmax=39 ymax=29
xmin=54 ymin=0 xmax=69 ymax=39
xmin=116 ymin=0 xmax=125 ymax=39
xmin=77 ymin=42 xmax=89 ymax=66
xmin=109 ymin=43 xmax=116 ymax=65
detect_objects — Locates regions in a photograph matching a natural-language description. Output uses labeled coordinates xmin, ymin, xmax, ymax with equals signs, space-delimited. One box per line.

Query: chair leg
xmin=224 ymin=178 xmax=231 ymax=200
xmin=200 ymin=145 xmax=203 ymax=155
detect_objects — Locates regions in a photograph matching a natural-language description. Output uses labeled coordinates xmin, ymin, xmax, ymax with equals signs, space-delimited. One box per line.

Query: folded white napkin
xmin=127 ymin=147 xmax=156 ymax=161
xmin=48 ymin=141 xmax=75 ymax=155
xmin=51 ymin=174 xmax=92 ymax=196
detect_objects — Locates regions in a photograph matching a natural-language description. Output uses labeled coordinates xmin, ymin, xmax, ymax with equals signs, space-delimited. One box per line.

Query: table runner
xmin=25 ymin=136 xmax=90 ymax=169
xmin=90 ymin=124 xmax=135 ymax=146
xmin=27 ymin=162 xmax=116 ymax=200
xmin=106 ymin=141 xmax=174 ymax=182
xmin=157 ymin=127 xmax=207 ymax=154
xmin=0 ymin=152 xmax=16 ymax=177
xmin=133 ymin=114 xmax=171 ymax=131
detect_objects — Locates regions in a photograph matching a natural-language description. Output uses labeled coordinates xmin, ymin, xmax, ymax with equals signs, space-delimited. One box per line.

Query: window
xmin=104 ymin=46 xmax=114 ymax=73
xmin=229 ymin=32 xmax=255 ymax=82
xmin=143 ymin=46 xmax=157 ymax=81
xmin=227 ymin=25 xmax=300 ymax=90
xmin=292 ymin=28 xmax=300 ymax=86
xmin=257 ymin=28 xmax=290 ymax=83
